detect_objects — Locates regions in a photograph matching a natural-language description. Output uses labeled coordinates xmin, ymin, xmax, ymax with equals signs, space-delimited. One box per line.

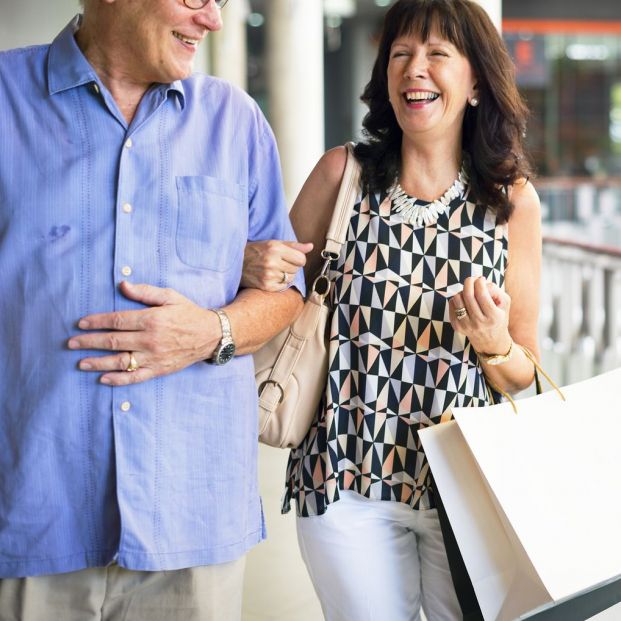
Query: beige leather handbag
xmin=254 ymin=144 xmax=361 ymax=448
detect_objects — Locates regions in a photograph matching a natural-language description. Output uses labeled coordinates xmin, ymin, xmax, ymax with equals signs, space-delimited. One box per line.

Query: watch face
xmin=216 ymin=342 xmax=236 ymax=365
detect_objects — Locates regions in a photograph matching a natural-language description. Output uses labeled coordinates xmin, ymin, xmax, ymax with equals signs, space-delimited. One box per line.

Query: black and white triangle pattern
xmin=284 ymin=187 xmax=508 ymax=517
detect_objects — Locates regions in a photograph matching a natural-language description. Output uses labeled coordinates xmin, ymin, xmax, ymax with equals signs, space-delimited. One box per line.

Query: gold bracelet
xmin=478 ymin=339 xmax=514 ymax=366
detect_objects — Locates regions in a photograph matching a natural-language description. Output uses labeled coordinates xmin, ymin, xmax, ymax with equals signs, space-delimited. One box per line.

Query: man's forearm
xmin=68 ymin=282 xmax=304 ymax=385
xmin=222 ymin=287 xmax=304 ymax=356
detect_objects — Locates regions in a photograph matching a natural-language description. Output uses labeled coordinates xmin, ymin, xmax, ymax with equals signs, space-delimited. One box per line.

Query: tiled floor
xmin=242 ymin=444 xmax=323 ymax=621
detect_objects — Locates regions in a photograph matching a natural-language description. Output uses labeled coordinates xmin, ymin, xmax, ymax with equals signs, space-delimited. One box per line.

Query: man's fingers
xmin=100 ymin=367 xmax=154 ymax=386
xmin=77 ymin=309 xmax=147 ymax=331
xmin=68 ymin=331 xmax=143 ymax=352
xmin=79 ymin=351 xmax=140 ymax=372
xmin=119 ymin=281 xmax=177 ymax=306
xmin=76 ymin=284 xmax=187 ymax=332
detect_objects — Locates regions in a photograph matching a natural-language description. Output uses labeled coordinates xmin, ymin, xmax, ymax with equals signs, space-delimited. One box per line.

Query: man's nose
xmin=193 ymin=1 xmax=223 ymax=31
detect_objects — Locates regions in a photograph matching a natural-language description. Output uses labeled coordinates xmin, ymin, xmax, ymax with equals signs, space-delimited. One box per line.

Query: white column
xmin=0 ymin=0 xmax=80 ymax=51
xmin=266 ymin=0 xmax=325 ymax=204
xmin=351 ymin=18 xmax=378 ymax=143
xmin=208 ymin=0 xmax=249 ymax=90
xmin=471 ymin=0 xmax=502 ymax=31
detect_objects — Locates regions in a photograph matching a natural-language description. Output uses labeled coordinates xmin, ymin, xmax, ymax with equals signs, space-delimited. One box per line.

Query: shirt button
xmin=121 ymin=266 xmax=132 ymax=277
xmin=120 ymin=401 xmax=131 ymax=412
xmin=122 ymin=203 xmax=133 ymax=214
xmin=125 ymin=138 xmax=133 ymax=149
xmin=92 ymin=83 xmax=100 ymax=94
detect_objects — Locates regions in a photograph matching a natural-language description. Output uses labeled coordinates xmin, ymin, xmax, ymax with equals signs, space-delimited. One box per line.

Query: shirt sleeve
xmin=247 ymin=112 xmax=306 ymax=297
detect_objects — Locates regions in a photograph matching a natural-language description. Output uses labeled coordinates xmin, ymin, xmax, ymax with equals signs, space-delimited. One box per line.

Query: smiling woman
xmin=241 ymin=0 xmax=543 ymax=619
xmin=387 ymin=33 xmax=477 ymax=141
xmin=356 ymin=0 xmax=531 ymax=222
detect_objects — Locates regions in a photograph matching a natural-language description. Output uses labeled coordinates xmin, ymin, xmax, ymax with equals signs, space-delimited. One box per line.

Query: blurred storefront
xmin=504 ymin=0 xmax=621 ymax=180
xmin=239 ymin=0 xmax=621 ymax=389
xmin=244 ymin=0 xmax=621 ymax=186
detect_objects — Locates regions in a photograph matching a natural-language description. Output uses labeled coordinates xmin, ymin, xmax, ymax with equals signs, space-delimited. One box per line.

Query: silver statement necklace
xmin=388 ymin=167 xmax=468 ymax=227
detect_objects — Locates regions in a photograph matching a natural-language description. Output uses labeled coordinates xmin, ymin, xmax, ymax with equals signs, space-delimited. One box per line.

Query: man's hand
xmin=68 ymin=281 xmax=220 ymax=386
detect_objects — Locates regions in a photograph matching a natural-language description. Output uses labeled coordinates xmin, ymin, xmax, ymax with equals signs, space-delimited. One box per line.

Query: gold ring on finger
xmin=455 ymin=307 xmax=468 ymax=321
xmin=126 ymin=352 xmax=139 ymax=372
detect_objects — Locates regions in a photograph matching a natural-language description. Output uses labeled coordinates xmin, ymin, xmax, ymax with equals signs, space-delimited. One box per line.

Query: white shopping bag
xmin=418 ymin=367 xmax=621 ymax=621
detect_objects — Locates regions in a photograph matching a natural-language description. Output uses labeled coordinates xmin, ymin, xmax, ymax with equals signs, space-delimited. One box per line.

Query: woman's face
xmin=387 ymin=27 xmax=477 ymax=145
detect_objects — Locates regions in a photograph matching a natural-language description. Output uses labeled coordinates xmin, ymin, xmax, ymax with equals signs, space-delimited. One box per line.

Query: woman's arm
xmin=449 ymin=180 xmax=542 ymax=393
xmin=290 ymin=146 xmax=348 ymax=284
xmin=241 ymin=146 xmax=349 ymax=291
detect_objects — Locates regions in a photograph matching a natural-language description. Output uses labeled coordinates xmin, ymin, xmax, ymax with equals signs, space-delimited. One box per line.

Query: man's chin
xmin=170 ymin=64 xmax=194 ymax=82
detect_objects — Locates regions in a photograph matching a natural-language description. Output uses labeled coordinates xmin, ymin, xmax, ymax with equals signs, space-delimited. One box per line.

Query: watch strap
xmin=211 ymin=308 xmax=232 ymax=341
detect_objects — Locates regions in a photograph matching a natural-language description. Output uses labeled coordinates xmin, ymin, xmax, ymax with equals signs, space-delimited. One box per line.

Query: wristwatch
xmin=208 ymin=309 xmax=236 ymax=365
xmin=478 ymin=339 xmax=514 ymax=366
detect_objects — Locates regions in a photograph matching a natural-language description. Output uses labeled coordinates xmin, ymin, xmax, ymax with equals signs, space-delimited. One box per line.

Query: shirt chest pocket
xmin=175 ymin=176 xmax=247 ymax=272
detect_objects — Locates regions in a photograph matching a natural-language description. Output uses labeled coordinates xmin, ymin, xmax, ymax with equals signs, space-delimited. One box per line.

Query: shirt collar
xmin=47 ymin=15 xmax=186 ymax=108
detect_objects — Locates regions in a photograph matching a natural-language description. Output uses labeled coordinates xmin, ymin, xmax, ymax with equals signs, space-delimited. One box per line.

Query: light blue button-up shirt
xmin=0 ymin=18 xmax=303 ymax=578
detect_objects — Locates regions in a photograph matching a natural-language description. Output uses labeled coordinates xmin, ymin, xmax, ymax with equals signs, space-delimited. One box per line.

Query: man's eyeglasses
xmin=183 ymin=0 xmax=229 ymax=9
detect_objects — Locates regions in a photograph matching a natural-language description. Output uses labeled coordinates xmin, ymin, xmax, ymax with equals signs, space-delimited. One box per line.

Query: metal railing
xmin=536 ymin=177 xmax=621 ymax=224
xmin=540 ymin=236 xmax=621 ymax=386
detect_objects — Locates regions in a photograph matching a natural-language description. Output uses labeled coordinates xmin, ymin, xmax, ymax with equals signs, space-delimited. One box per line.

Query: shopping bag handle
xmin=486 ymin=345 xmax=566 ymax=413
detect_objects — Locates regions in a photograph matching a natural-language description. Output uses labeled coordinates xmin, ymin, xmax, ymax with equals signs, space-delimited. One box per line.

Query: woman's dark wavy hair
xmin=354 ymin=0 xmax=532 ymax=222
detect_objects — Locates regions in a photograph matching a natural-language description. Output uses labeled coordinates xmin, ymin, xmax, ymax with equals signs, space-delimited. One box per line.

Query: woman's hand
xmin=448 ymin=276 xmax=512 ymax=355
xmin=242 ymin=240 xmax=313 ymax=292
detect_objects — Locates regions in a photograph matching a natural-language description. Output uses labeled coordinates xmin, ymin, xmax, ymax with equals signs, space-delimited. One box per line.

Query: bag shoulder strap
xmin=323 ymin=142 xmax=361 ymax=258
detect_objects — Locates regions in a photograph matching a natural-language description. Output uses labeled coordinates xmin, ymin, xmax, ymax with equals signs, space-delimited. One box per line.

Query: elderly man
xmin=0 ymin=1 xmax=305 ymax=619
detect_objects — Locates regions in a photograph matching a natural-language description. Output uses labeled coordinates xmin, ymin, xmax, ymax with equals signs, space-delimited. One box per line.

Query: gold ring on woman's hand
xmin=455 ymin=307 xmax=468 ymax=321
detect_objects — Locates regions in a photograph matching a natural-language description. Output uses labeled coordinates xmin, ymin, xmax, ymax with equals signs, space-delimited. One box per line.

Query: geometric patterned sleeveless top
xmin=283 ymin=184 xmax=508 ymax=517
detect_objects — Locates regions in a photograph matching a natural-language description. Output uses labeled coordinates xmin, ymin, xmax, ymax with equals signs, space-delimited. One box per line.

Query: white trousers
xmin=296 ymin=491 xmax=461 ymax=621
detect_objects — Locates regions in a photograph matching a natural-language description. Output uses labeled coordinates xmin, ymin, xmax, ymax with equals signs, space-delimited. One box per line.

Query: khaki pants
xmin=0 ymin=557 xmax=246 ymax=621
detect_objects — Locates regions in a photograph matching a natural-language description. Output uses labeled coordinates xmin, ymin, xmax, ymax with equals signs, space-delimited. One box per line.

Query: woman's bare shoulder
xmin=312 ymin=145 xmax=349 ymax=188
xmin=290 ymin=146 xmax=351 ymax=254
xmin=509 ymin=179 xmax=540 ymax=216
xmin=506 ymin=179 xmax=542 ymax=253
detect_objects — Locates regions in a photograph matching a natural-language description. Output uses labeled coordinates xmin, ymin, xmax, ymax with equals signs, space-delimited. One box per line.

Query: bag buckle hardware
xmin=258 ymin=379 xmax=285 ymax=404
xmin=312 ymin=253 xmax=337 ymax=297
xmin=320 ymin=250 xmax=339 ymax=261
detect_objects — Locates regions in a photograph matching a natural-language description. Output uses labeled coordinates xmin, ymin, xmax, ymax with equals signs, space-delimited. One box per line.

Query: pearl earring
xmin=470 ymin=97 xmax=479 ymax=107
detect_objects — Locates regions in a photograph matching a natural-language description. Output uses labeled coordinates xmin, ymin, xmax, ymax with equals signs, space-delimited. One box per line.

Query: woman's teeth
xmin=405 ymin=92 xmax=439 ymax=102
